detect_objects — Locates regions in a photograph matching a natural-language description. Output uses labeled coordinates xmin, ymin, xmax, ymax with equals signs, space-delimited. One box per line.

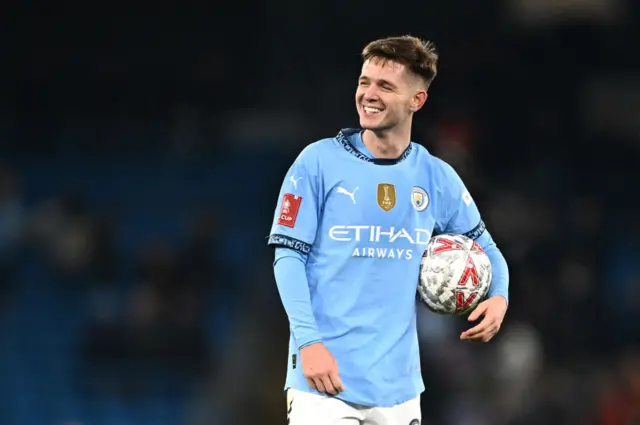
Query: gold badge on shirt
xmin=377 ymin=183 xmax=396 ymax=212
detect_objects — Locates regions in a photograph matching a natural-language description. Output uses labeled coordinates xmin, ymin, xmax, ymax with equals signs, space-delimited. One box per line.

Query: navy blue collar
xmin=336 ymin=128 xmax=413 ymax=166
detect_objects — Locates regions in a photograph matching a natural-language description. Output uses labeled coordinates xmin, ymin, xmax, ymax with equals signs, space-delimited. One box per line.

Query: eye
xmin=358 ymin=81 xmax=369 ymax=87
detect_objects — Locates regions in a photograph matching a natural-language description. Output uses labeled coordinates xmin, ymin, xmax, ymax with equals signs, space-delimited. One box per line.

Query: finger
xmin=465 ymin=334 xmax=489 ymax=342
xmin=329 ymin=369 xmax=345 ymax=393
xmin=314 ymin=377 xmax=327 ymax=393
xmin=460 ymin=321 xmax=488 ymax=339
xmin=307 ymin=378 xmax=318 ymax=390
xmin=320 ymin=375 xmax=337 ymax=395
xmin=487 ymin=325 xmax=501 ymax=340
xmin=467 ymin=302 xmax=488 ymax=322
xmin=460 ymin=318 xmax=494 ymax=340
xmin=464 ymin=325 xmax=500 ymax=342
xmin=479 ymin=328 xmax=498 ymax=342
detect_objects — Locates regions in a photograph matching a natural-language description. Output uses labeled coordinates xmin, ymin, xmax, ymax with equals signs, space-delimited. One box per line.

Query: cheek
xmin=386 ymin=98 xmax=405 ymax=113
xmin=398 ymin=98 xmax=414 ymax=112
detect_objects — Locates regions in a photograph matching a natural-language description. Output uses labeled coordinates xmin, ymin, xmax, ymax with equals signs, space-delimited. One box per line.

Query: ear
xmin=411 ymin=90 xmax=428 ymax=112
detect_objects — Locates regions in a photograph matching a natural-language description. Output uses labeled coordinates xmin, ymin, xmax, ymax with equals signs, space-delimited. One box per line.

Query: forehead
xmin=360 ymin=58 xmax=409 ymax=83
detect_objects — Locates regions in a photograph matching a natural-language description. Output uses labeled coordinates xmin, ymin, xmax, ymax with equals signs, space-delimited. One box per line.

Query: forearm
xmin=274 ymin=247 xmax=321 ymax=348
xmin=476 ymin=231 xmax=509 ymax=304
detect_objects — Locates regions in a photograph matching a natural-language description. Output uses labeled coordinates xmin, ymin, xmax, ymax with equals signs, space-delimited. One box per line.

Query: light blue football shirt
xmin=268 ymin=128 xmax=494 ymax=407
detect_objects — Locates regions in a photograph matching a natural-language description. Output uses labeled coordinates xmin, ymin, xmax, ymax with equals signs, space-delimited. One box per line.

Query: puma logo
xmin=290 ymin=176 xmax=302 ymax=189
xmin=336 ymin=186 xmax=359 ymax=204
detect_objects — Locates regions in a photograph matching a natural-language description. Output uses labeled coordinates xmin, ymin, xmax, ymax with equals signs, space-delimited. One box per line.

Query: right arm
xmin=267 ymin=146 xmax=322 ymax=349
xmin=266 ymin=146 xmax=344 ymax=394
xmin=273 ymin=248 xmax=321 ymax=349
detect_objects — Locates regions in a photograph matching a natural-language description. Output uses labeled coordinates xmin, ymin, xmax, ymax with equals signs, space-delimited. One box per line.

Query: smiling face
xmin=356 ymin=36 xmax=439 ymax=136
xmin=356 ymin=57 xmax=427 ymax=134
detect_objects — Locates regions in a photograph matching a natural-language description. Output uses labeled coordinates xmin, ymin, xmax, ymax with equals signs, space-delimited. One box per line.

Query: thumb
xmin=468 ymin=301 xmax=487 ymax=322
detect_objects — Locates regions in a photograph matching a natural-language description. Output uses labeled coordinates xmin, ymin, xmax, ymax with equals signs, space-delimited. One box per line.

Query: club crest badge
xmin=411 ymin=186 xmax=429 ymax=211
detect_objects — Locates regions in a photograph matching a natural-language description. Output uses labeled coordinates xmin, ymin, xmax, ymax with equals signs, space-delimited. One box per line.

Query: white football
xmin=418 ymin=233 xmax=492 ymax=316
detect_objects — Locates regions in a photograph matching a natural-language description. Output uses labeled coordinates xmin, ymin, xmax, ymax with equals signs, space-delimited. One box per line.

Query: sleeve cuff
xmin=298 ymin=338 xmax=322 ymax=350
xmin=268 ymin=234 xmax=312 ymax=255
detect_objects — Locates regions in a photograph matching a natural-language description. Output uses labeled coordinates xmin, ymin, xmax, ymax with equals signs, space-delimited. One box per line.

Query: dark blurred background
xmin=2 ymin=1 xmax=640 ymax=424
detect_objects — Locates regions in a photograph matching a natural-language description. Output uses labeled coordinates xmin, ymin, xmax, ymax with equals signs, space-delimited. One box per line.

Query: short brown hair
xmin=362 ymin=35 xmax=438 ymax=89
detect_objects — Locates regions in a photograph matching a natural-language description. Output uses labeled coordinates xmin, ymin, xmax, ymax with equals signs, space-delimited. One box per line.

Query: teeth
xmin=364 ymin=106 xmax=381 ymax=114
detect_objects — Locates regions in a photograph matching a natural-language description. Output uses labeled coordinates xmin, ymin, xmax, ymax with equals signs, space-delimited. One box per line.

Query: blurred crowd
xmin=3 ymin=1 xmax=640 ymax=424
xmin=0 ymin=168 xmax=223 ymax=385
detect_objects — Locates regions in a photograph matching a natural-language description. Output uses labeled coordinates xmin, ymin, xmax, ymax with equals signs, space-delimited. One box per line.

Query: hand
xmin=460 ymin=296 xmax=508 ymax=342
xmin=300 ymin=342 xmax=345 ymax=395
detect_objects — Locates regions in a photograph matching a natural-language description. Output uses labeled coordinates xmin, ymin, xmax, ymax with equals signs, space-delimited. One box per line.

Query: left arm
xmin=435 ymin=161 xmax=509 ymax=342
xmin=475 ymin=230 xmax=509 ymax=304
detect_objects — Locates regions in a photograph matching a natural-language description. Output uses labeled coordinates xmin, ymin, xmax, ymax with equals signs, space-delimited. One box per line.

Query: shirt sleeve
xmin=435 ymin=161 xmax=485 ymax=240
xmin=268 ymin=146 xmax=323 ymax=348
xmin=267 ymin=146 xmax=320 ymax=254
xmin=435 ymin=161 xmax=509 ymax=303
xmin=475 ymin=231 xmax=509 ymax=303
xmin=273 ymin=247 xmax=322 ymax=348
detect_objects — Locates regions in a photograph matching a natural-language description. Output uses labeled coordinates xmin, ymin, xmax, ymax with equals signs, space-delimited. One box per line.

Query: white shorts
xmin=286 ymin=388 xmax=421 ymax=425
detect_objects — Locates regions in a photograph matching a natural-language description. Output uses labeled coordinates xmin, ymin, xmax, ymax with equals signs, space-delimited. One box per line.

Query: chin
xmin=359 ymin=119 xmax=387 ymax=132
xmin=359 ymin=115 xmax=383 ymax=130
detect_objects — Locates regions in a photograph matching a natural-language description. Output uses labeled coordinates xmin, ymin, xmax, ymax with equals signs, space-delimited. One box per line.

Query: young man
xmin=267 ymin=35 xmax=509 ymax=425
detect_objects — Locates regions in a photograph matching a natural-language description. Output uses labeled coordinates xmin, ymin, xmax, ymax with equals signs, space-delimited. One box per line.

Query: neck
xmin=362 ymin=125 xmax=412 ymax=159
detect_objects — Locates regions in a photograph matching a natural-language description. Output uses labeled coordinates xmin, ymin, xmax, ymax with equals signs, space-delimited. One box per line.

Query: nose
xmin=362 ymin=85 xmax=379 ymax=101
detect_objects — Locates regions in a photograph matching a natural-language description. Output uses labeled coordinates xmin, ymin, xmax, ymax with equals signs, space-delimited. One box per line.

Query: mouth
xmin=362 ymin=105 xmax=383 ymax=116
